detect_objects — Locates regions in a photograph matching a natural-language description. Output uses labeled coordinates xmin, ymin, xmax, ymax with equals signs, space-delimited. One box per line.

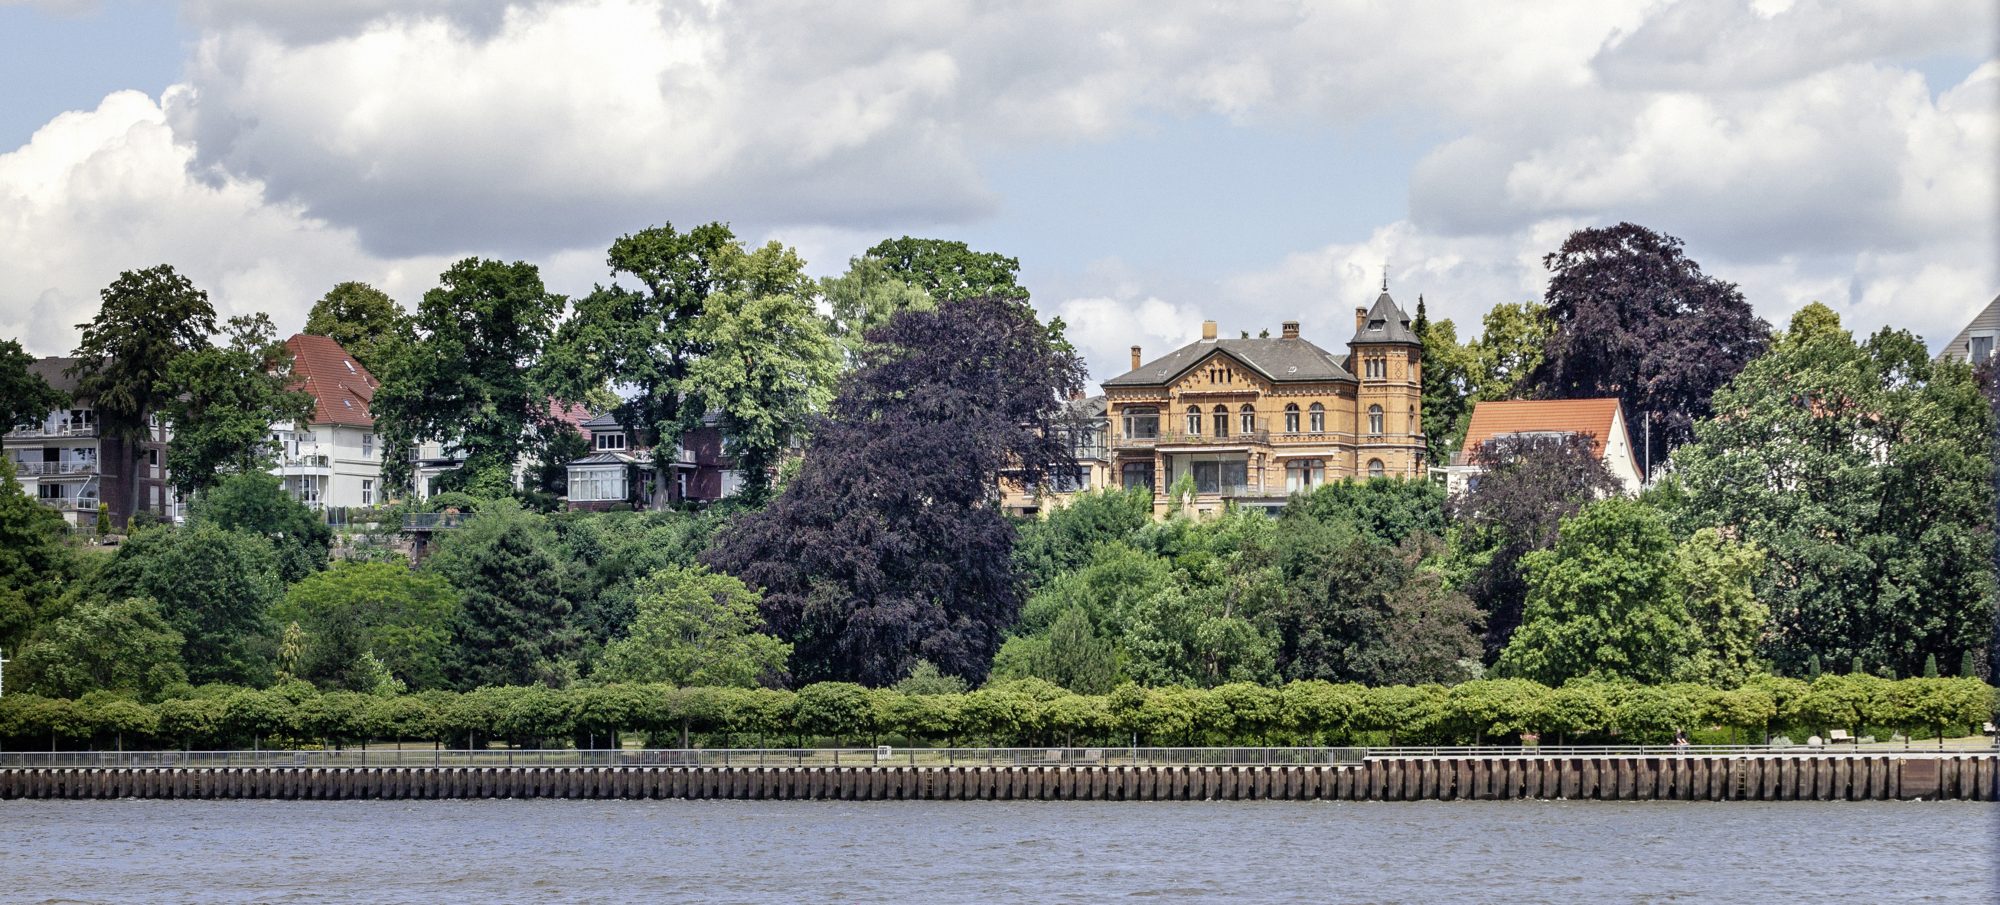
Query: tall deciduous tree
xmin=1271 ymin=523 xmax=1480 ymax=686
xmin=704 ymin=295 xmax=1087 ymax=686
xmin=679 ymin=242 xmax=842 ymax=501
xmin=158 ymin=314 xmax=314 ymax=496
xmin=89 ymin=523 xmax=281 ymax=686
xmin=821 ymin=254 xmax=935 ymax=362
xmin=69 ymin=265 xmax=217 ymax=522
xmin=861 ymin=237 xmax=1028 ymax=303
xmin=13 ymin=596 xmax=187 ymax=699
xmin=192 ymin=471 xmax=333 ymax=585
xmin=1527 ymin=223 xmax=1769 ymax=473
xmin=0 ymin=459 xmax=75 ymax=652
xmin=1447 ymin=433 xmax=1624 ymax=660
xmin=273 ymin=561 xmax=459 ymax=692
xmin=538 ymin=222 xmax=742 ymax=493
xmin=1497 ymin=498 xmax=1693 ymax=685
xmin=373 ymin=258 xmax=565 ymax=492
xmin=592 ymin=565 xmax=790 ymax=687
xmin=1670 ymin=304 xmax=1996 ymax=678
xmin=0 ymin=338 xmax=66 ymax=454
xmin=303 ymin=282 xmax=412 ymax=376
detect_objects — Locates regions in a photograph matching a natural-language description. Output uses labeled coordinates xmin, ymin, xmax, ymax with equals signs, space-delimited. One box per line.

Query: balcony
xmin=38 ymin=496 xmax=100 ymax=512
xmin=7 ymin=423 xmax=97 ymax=439
xmin=1155 ymin=429 xmax=1270 ymax=447
xmin=13 ymin=461 xmax=98 ymax=477
xmin=275 ymin=454 xmax=331 ymax=472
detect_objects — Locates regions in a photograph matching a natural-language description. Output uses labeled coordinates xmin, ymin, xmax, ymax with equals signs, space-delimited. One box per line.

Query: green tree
xmin=1498 ymin=498 xmax=1694 ymax=685
xmin=1412 ymin=297 xmax=1473 ymax=464
xmin=303 ymin=281 xmax=412 ymax=376
xmin=678 ymin=243 xmax=843 ymax=501
xmin=1670 ymin=304 xmax=1997 ymax=677
xmin=158 ymin=314 xmax=314 ymax=495
xmin=192 ymin=471 xmax=334 ymax=584
xmin=594 ymin=566 xmax=790 ymax=687
xmin=423 ymin=502 xmax=574 ymax=688
xmin=273 ymin=561 xmax=459 ymax=692
xmin=821 ymin=254 xmax=936 ymax=362
xmin=1279 ymin=477 xmax=1446 ymax=546
xmin=1011 ymin=487 xmax=1154 ymax=590
xmin=372 ymin=258 xmax=565 ymax=492
xmin=538 ymin=223 xmax=746 ymax=495
xmin=0 ymin=459 xmax=75 ymax=652
xmin=861 ymin=236 xmax=1028 ymax=303
xmin=991 ymin=605 xmax=1120 ymax=694
xmin=0 ymin=337 xmax=67 ymax=454
xmin=13 ymin=596 xmax=186 ymax=699
xmin=1676 ymin=528 xmax=1768 ymax=687
xmin=68 ymin=265 xmax=218 ymax=523
xmin=90 ymin=523 xmax=281 ymax=685
xmin=1271 ymin=521 xmax=1480 ymax=686
xmin=1465 ymin=301 xmax=1551 ymax=403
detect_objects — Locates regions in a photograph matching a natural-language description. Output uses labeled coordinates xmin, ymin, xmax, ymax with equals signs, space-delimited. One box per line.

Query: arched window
xmin=1308 ymin=402 xmax=1325 ymax=433
xmin=1367 ymin=458 xmax=1385 ymax=478
xmin=1185 ymin=406 xmax=1202 ymax=436
xmin=1239 ymin=404 xmax=1255 ymax=434
xmin=1284 ymin=403 xmax=1300 ymax=434
xmin=1212 ymin=408 xmax=1229 ymax=437
xmin=1368 ymin=404 xmax=1383 ymax=435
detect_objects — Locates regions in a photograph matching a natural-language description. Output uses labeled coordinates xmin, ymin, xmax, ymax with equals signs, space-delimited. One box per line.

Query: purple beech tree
xmin=703 ymin=295 xmax=1087 ymax=686
xmin=1527 ymin=223 xmax=1770 ymax=474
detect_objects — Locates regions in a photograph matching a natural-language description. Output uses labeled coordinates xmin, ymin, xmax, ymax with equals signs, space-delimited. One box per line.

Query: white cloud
xmin=0 ymin=90 xmax=459 ymax=355
xmin=1 ymin=0 xmax=1994 ymax=362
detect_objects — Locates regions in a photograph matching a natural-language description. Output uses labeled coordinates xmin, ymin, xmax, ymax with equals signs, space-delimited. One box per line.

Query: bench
xmin=1827 ymin=729 xmax=1857 ymax=745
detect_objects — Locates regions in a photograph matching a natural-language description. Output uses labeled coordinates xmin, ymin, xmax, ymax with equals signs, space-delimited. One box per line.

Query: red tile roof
xmin=286 ymin=334 xmax=377 ymax=427
xmin=1460 ymin=398 xmax=1626 ymax=460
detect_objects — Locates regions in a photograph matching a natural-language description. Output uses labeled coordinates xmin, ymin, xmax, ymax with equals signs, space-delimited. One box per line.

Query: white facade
xmin=269 ymin=420 xmax=383 ymax=509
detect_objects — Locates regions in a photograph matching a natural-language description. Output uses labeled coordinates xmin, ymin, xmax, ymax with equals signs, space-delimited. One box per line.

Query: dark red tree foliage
xmin=703 ymin=296 xmax=1088 ymax=686
xmin=1528 ymin=223 xmax=1770 ymax=473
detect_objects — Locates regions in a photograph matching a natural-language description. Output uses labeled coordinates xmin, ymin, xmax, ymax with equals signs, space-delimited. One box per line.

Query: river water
xmin=1 ymin=800 xmax=1993 ymax=903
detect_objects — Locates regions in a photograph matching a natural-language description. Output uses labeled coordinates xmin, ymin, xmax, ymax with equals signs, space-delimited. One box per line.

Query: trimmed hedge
xmin=1 ymin=676 xmax=1992 ymax=751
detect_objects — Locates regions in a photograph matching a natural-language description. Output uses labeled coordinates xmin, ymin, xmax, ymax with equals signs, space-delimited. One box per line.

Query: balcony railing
xmin=7 ymin=423 xmax=97 ymax=439
xmin=11 ymin=461 xmax=98 ymax=476
xmin=1155 ymin=429 xmax=1270 ymax=446
xmin=38 ymin=496 xmax=100 ymax=512
xmin=277 ymin=454 xmax=331 ymax=469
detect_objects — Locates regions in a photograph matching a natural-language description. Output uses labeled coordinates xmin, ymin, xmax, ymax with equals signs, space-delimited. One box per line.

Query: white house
xmin=1439 ymin=397 xmax=1644 ymax=496
xmin=269 ymin=334 xmax=384 ymax=509
xmin=1937 ymin=292 xmax=1999 ymax=368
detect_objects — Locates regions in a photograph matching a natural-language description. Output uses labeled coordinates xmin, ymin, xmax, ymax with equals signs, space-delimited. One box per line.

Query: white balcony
xmin=13 ymin=461 xmax=98 ymax=477
xmin=7 ymin=423 xmax=97 ymax=439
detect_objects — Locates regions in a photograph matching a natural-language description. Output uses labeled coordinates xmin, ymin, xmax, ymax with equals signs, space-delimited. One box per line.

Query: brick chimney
xmin=1130 ymin=345 xmax=1142 ymax=369
xmin=1355 ymin=307 xmax=1368 ymax=330
xmin=1201 ymin=320 xmax=1218 ymax=340
xmin=1281 ymin=321 xmax=1300 ymax=339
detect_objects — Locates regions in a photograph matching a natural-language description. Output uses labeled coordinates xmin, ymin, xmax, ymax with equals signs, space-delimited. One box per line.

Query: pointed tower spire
xmin=1381 ymin=263 xmax=1389 ymax=293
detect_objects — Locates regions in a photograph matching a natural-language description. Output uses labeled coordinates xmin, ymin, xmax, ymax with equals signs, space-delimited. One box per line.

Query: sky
xmin=0 ymin=0 xmax=1995 ymax=387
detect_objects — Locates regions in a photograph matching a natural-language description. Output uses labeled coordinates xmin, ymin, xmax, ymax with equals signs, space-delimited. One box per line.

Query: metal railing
xmin=6 ymin=424 xmax=97 ymax=439
xmin=11 ymin=461 xmax=97 ymax=476
xmin=2 ymin=742 xmax=1989 ymax=770
xmin=277 ymin=454 xmax=330 ymax=468
xmin=401 ymin=513 xmax=466 ymax=530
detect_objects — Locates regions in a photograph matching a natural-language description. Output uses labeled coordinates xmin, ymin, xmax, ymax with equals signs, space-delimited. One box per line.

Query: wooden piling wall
xmin=0 ymin=756 xmax=1991 ymax=802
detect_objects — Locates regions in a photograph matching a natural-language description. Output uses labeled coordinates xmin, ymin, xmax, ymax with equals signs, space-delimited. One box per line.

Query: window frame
xmin=1284 ymin=403 xmax=1300 ymax=434
xmin=1308 ymin=402 xmax=1325 ymax=433
xmin=1368 ymin=404 xmax=1384 ymax=435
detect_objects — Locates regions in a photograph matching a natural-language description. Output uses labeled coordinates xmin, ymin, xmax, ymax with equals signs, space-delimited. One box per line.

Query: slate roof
xmin=1460 ymin=398 xmax=1627 ymax=461
xmin=285 ymin=334 xmax=377 ymax=427
xmin=26 ymin=357 xmax=80 ymax=395
xmin=1350 ymin=292 xmax=1421 ymax=346
xmin=1103 ymin=337 xmax=1356 ymax=387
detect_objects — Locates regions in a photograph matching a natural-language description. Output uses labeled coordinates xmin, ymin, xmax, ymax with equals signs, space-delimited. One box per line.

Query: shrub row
xmin=1 ymin=675 xmax=1992 ymax=751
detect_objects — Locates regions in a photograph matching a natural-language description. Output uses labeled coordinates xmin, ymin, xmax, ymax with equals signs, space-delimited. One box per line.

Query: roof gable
xmin=1460 ymin=398 xmax=1628 ymax=461
xmin=286 ymin=334 xmax=378 ymax=427
xmin=1350 ymin=292 xmax=1421 ymax=346
xmin=1104 ymin=336 xmax=1356 ymax=387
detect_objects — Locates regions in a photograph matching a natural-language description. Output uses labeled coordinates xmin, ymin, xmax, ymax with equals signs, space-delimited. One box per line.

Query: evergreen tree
xmin=424 ymin=503 xmax=574 ymax=688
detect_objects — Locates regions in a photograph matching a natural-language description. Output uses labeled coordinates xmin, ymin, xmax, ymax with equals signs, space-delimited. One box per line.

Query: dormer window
xmin=595 ymin=432 xmax=627 ymax=451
